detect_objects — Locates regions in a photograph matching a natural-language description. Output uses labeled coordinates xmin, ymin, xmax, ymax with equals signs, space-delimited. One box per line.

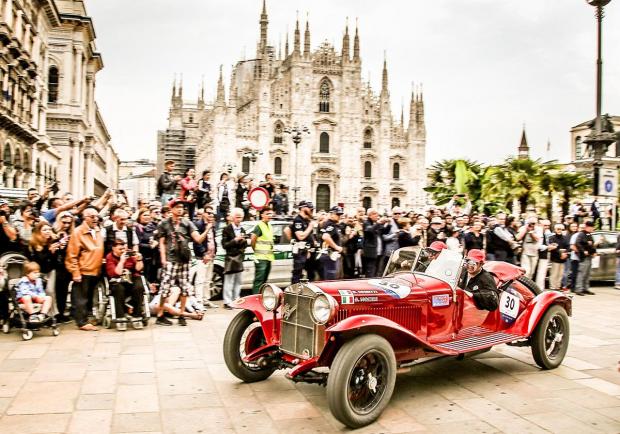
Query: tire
xmin=210 ymin=265 xmax=224 ymax=301
xmin=223 ymin=310 xmax=276 ymax=383
xmin=531 ymin=305 xmax=570 ymax=369
xmin=517 ymin=276 xmax=542 ymax=295
xmin=22 ymin=329 xmax=33 ymax=341
xmin=327 ymin=335 xmax=397 ymax=429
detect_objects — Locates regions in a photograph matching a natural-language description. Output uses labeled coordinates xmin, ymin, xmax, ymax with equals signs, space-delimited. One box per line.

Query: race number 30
xmin=499 ymin=291 xmax=519 ymax=323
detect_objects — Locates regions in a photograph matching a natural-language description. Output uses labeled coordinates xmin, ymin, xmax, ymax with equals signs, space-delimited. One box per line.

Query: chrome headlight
xmin=311 ymin=294 xmax=337 ymax=325
xmin=260 ymin=284 xmax=283 ymax=311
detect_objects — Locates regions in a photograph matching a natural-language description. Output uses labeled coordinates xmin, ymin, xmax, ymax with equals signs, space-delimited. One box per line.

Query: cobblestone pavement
xmin=0 ymin=287 xmax=619 ymax=434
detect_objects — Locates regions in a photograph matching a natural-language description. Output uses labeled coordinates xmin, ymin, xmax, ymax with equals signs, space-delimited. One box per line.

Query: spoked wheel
xmin=327 ymin=335 xmax=396 ymax=428
xmin=223 ymin=310 xmax=276 ymax=383
xmin=531 ymin=305 xmax=570 ymax=369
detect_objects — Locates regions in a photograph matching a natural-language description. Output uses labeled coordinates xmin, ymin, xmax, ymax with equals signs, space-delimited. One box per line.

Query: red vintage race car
xmin=223 ymin=247 xmax=572 ymax=428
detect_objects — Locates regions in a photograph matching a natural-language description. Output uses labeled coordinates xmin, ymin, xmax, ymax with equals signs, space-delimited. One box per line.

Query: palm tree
xmin=551 ymin=172 xmax=592 ymax=218
xmin=424 ymin=159 xmax=484 ymax=207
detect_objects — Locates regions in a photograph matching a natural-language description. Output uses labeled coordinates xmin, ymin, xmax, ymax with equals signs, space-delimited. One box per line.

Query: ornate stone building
xmin=0 ymin=0 xmax=117 ymax=196
xmin=162 ymin=2 xmax=427 ymax=211
xmin=0 ymin=0 xmax=61 ymax=189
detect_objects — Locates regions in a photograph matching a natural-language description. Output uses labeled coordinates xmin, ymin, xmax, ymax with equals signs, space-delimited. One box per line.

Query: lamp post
xmin=584 ymin=0 xmax=616 ymax=196
xmin=242 ymin=149 xmax=262 ymax=178
xmin=284 ymin=124 xmax=310 ymax=206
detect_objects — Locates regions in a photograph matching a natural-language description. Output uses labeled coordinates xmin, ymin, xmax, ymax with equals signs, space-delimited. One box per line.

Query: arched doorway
xmin=362 ymin=196 xmax=372 ymax=210
xmin=316 ymin=184 xmax=330 ymax=212
xmin=391 ymin=197 xmax=401 ymax=208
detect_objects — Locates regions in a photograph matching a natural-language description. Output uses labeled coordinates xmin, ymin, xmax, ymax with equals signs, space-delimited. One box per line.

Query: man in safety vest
xmin=251 ymin=207 xmax=275 ymax=294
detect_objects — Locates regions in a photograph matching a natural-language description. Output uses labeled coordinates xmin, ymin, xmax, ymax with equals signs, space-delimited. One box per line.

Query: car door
xmin=592 ymin=232 xmax=618 ymax=281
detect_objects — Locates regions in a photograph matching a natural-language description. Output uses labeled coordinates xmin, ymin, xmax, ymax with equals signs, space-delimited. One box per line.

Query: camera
xmin=50 ymin=182 xmax=59 ymax=194
xmin=126 ymin=251 xmax=135 ymax=257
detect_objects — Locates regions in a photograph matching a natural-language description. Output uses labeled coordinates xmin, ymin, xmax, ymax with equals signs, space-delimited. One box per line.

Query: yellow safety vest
xmin=254 ymin=221 xmax=274 ymax=261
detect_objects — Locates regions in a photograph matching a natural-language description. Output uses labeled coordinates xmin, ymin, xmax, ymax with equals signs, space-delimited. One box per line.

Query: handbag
xmin=224 ymin=253 xmax=244 ymax=274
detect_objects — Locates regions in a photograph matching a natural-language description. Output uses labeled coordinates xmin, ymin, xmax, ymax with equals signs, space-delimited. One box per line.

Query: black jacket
xmin=459 ymin=268 xmax=500 ymax=311
xmin=221 ymin=224 xmax=246 ymax=256
xmin=363 ymin=220 xmax=383 ymax=259
xmin=574 ymin=231 xmax=596 ymax=261
xmin=193 ymin=220 xmax=217 ymax=258
xmin=157 ymin=171 xmax=177 ymax=196
xmin=549 ymin=233 xmax=570 ymax=263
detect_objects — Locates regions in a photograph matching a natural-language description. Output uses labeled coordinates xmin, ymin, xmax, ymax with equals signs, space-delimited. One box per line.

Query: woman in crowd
xmin=217 ymin=173 xmax=233 ymax=222
xmin=28 ymin=221 xmax=61 ymax=318
xmin=13 ymin=201 xmax=37 ymax=248
xmin=235 ymin=174 xmax=250 ymax=220
xmin=446 ymin=228 xmax=463 ymax=252
xmin=51 ymin=211 xmax=74 ymax=322
xmin=134 ymin=208 xmax=159 ymax=286
xmin=179 ymin=168 xmax=198 ymax=219
xmin=397 ymin=217 xmax=420 ymax=248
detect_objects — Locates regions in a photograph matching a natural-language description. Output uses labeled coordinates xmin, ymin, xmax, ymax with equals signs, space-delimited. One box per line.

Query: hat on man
xmin=0 ymin=199 xmax=8 ymax=206
xmin=428 ymin=241 xmax=447 ymax=252
xmin=298 ymin=200 xmax=314 ymax=209
xmin=431 ymin=217 xmax=443 ymax=225
xmin=329 ymin=205 xmax=344 ymax=215
xmin=167 ymin=198 xmax=185 ymax=208
xmin=466 ymin=249 xmax=485 ymax=263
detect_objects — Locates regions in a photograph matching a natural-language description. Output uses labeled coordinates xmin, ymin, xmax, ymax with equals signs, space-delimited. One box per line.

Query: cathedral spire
xmin=284 ymin=28 xmax=289 ymax=58
xmin=259 ymin=0 xmax=269 ymax=56
xmin=198 ymin=75 xmax=205 ymax=109
xmin=178 ymin=74 xmax=183 ymax=100
xmin=229 ymin=64 xmax=237 ymax=108
xmin=400 ymin=99 xmax=404 ymax=126
xmin=408 ymin=82 xmax=417 ymax=133
xmin=303 ymin=13 xmax=310 ymax=57
xmin=215 ymin=65 xmax=226 ymax=108
xmin=353 ymin=18 xmax=360 ymax=62
xmin=341 ymin=18 xmax=350 ymax=63
xmin=293 ymin=12 xmax=301 ymax=55
xmin=171 ymin=74 xmax=177 ymax=103
xmin=518 ymin=124 xmax=530 ymax=159
xmin=381 ymin=52 xmax=389 ymax=94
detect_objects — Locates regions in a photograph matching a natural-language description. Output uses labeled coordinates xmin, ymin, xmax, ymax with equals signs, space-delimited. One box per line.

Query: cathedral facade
xmin=161 ymin=2 xmax=426 ymax=212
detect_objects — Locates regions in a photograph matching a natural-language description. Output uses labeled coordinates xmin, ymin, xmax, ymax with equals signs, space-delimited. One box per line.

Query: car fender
xmin=231 ymin=295 xmax=281 ymax=345
xmin=321 ymin=314 xmax=435 ymax=362
xmin=512 ymin=291 xmax=572 ymax=336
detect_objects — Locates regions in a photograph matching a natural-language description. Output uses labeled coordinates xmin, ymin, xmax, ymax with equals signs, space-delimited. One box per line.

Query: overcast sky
xmin=86 ymin=0 xmax=620 ymax=165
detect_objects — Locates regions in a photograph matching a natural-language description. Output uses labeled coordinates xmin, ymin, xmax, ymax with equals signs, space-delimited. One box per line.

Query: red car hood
xmin=312 ymin=275 xmax=418 ymax=304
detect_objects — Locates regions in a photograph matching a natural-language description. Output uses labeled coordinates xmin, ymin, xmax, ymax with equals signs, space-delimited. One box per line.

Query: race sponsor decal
xmin=355 ymin=296 xmax=379 ymax=303
xmin=499 ymin=288 xmax=520 ymax=323
xmin=338 ymin=290 xmax=353 ymax=296
xmin=368 ymin=279 xmax=411 ymax=299
xmin=431 ymin=294 xmax=451 ymax=307
xmin=340 ymin=295 xmax=355 ymax=304
xmin=350 ymin=289 xmax=381 ymax=295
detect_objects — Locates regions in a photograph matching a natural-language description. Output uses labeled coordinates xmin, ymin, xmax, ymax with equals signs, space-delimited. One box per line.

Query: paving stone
xmin=81 ymin=370 xmax=118 ymax=394
xmin=29 ymin=362 xmax=87 ymax=382
xmin=67 ymin=409 xmax=112 ymax=433
xmin=7 ymin=381 xmax=80 ymax=414
xmin=576 ymin=377 xmax=620 ymax=396
xmin=75 ymin=393 xmax=115 ymax=410
xmin=0 ymin=371 xmax=30 ymax=397
xmin=120 ymin=353 xmax=155 ymax=373
xmin=112 ymin=411 xmax=162 ymax=432
xmin=115 ymin=384 xmax=159 ymax=413
xmin=0 ymin=358 xmax=40 ymax=372
xmin=523 ymin=411 xmax=605 ymax=434
xmin=118 ymin=372 xmax=157 ymax=385
xmin=0 ymin=413 xmax=71 ymax=433
xmin=7 ymin=343 xmax=49 ymax=359
xmin=159 ymin=392 xmax=223 ymax=410
xmin=161 ymin=408 xmax=233 ymax=432
xmin=263 ymin=401 xmax=321 ymax=421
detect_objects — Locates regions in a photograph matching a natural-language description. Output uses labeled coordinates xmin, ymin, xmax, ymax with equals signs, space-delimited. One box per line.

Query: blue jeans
xmin=319 ymin=255 xmax=339 ymax=280
xmin=223 ymin=272 xmax=242 ymax=305
xmin=615 ymin=258 xmax=620 ymax=286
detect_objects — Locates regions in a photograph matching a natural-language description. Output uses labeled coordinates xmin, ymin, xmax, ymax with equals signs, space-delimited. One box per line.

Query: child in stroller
xmin=16 ymin=261 xmax=53 ymax=323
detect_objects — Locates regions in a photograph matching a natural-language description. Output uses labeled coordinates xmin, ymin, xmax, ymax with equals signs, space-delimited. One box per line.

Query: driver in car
xmin=459 ymin=249 xmax=500 ymax=311
xmin=414 ymin=241 xmax=447 ymax=272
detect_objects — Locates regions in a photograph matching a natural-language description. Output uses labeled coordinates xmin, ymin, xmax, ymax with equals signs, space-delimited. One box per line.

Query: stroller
xmin=0 ymin=252 xmax=60 ymax=340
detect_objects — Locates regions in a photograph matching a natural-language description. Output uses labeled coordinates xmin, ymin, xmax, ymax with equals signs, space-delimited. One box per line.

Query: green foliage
xmin=426 ymin=157 xmax=592 ymax=217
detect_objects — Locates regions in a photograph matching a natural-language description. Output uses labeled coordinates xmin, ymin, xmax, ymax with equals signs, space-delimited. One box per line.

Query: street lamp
xmin=241 ymin=149 xmax=262 ymax=178
xmin=584 ymin=0 xmax=616 ymax=195
xmin=284 ymin=124 xmax=310 ymax=206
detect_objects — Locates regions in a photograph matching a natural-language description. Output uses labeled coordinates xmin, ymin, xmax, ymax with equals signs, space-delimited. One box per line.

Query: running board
xmin=434 ymin=330 xmax=524 ymax=354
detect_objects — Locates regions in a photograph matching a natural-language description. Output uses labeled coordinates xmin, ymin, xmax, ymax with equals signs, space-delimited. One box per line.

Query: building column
xmin=6 ymin=168 xmax=15 ymax=188
xmin=73 ymin=46 xmax=83 ymax=104
xmin=84 ymin=151 xmax=93 ymax=196
xmin=63 ymin=47 xmax=73 ymax=103
xmin=3 ymin=0 xmax=12 ymax=23
xmin=71 ymin=139 xmax=81 ymax=195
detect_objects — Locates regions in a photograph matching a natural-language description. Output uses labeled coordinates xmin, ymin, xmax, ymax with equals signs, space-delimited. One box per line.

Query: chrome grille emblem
xmin=282 ymin=303 xmax=297 ymax=321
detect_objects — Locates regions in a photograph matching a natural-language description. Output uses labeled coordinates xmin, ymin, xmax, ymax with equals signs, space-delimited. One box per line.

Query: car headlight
xmin=260 ymin=284 xmax=282 ymax=311
xmin=311 ymin=294 xmax=337 ymax=325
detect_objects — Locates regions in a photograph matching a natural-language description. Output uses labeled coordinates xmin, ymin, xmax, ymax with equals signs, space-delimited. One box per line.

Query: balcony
xmin=311 ymin=152 xmax=338 ymax=165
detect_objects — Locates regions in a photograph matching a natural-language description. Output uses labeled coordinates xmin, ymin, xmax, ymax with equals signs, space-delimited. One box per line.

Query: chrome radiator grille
xmin=280 ymin=287 xmax=317 ymax=358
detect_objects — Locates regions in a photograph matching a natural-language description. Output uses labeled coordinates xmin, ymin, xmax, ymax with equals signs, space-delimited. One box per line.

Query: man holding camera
xmin=193 ymin=205 xmax=217 ymax=305
xmin=156 ymin=199 xmax=211 ymax=326
xmin=362 ymin=208 xmax=387 ymax=278
xmin=105 ymin=239 xmax=145 ymax=329
xmin=516 ymin=216 xmax=541 ymax=278
xmin=0 ymin=199 xmax=18 ymax=255
xmin=157 ymin=160 xmax=180 ymax=205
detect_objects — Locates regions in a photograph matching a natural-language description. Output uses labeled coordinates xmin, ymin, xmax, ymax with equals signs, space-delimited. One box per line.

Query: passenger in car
xmin=458 ymin=249 xmax=500 ymax=311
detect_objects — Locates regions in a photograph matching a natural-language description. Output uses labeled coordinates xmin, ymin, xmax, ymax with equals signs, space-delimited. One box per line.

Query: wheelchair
xmin=99 ymin=273 xmax=151 ymax=331
xmin=0 ymin=252 xmax=60 ymax=341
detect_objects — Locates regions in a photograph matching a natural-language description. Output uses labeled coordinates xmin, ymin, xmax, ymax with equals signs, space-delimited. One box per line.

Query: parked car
xmin=591 ymin=231 xmax=618 ymax=281
xmin=191 ymin=220 xmax=294 ymax=298
xmin=222 ymin=246 xmax=572 ymax=428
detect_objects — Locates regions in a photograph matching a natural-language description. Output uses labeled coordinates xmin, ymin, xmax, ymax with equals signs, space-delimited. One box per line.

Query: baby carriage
xmin=0 ymin=252 xmax=59 ymax=340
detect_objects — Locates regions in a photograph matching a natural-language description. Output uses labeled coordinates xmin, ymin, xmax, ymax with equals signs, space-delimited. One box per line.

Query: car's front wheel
xmin=531 ymin=305 xmax=570 ymax=369
xmin=327 ymin=334 xmax=397 ymax=428
xmin=223 ymin=310 xmax=276 ymax=383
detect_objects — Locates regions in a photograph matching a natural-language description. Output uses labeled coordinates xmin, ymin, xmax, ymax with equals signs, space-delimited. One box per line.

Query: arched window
xmin=319 ymin=80 xmax=330 ymax=112
xmin=392 ymin=198 xmax=401 ymax=208
xmin=364 ymin=161 xmax=372 ymax=179
xmin=3 ymin=143 xmax=12 ymax=165
xmin=316 ymin=184 xmax=330 ymax=211
xmin=274 ymin=157 xmax=282 ymax=175
xmin=188 ymin=113 xmax=194 ymax=123
xmin=362 ymin=197 xmax=372 ymax=210
xmin=319 ymin=132 xmax=330 ymax=153
xmin=393 ymin=162 xmax=400 ymax=180
xmin=241 ymin=156 xmax=250 ymax=174
xmin=575 ymin=136 xmax=583 ymax=159
xmin=273 ymin=123 xmax=283 ymax=144
xmin=363 ymin=128 xmax=373 ymax=149
xmin=48 ymin=66 xmax=59 ymax=103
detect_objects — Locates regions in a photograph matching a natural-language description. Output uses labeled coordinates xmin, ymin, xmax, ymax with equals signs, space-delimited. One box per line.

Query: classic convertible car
xmin=223 ymin=247 xmax=572 ymax=428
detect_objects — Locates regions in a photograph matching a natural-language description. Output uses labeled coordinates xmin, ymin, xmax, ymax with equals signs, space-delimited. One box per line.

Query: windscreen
xmin=383 ymin=247 xmax=421 ymax=277
xmin=417 ymin=249 xmax=464 ymax=289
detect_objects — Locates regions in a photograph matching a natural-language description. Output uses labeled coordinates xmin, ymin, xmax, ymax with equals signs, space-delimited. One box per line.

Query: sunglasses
xmin=465 ymin=260 xmax=480 ymax=266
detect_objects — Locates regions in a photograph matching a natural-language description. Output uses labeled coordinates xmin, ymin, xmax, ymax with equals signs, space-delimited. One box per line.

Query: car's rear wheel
xmin=531 ymin=305 xmax=569 ymax=369
xmin=223 ymin=310 xmax=276 ymax=383
xmin=327 ymin=334 xmax=396 ymax=429
xmin=517 ymin=276 xmax=542 ymax=295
